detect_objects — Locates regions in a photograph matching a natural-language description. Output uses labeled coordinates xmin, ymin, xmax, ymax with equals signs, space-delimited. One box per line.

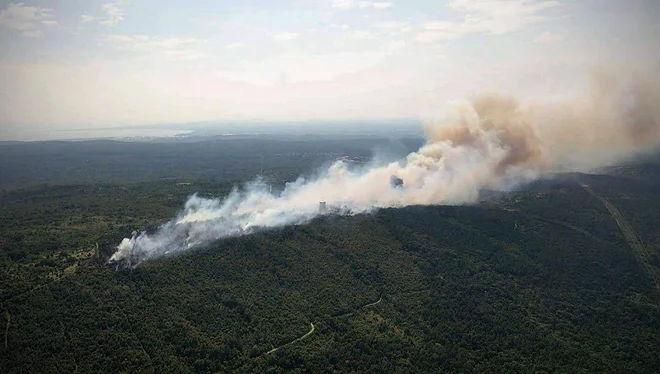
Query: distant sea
xmin=62 ymin=128 xmax=193 ymax=140
xmin=3 ymin=127 xmax=193 ymax=142
xmin=3 ymin=119 xmax=423 ymax=142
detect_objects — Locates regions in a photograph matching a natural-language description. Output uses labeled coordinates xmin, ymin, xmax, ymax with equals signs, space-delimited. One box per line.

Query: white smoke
xmin=110 ymin=72 xmax=660 ymax=267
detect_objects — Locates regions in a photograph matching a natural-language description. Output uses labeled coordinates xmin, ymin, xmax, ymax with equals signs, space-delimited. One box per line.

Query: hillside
xmin=1 ymin=172 xmax=659 ymax=373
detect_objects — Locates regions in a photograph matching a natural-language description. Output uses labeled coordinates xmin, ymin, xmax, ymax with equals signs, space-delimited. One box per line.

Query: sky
xmin=0 ymin=0 xmax=659 ymax=140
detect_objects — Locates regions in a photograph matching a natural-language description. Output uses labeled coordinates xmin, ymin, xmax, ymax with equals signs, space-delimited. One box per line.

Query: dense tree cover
xmin=597 ymin=162 xmax=660 ymax=184
xmin=1 ymin=170 xmax=659 ymax=373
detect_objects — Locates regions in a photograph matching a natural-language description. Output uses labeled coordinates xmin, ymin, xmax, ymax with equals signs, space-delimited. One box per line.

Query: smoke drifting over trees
xmin=111 ymin=71 xmax=660 ymax=266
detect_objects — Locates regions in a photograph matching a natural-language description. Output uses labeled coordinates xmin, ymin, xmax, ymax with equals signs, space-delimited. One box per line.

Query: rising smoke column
xmin=111 ymin=72 xmax=660 ymax=267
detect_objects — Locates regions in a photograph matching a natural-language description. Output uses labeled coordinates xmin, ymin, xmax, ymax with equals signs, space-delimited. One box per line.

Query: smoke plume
xmin=111 ymin=72 xmax=660 ymax=267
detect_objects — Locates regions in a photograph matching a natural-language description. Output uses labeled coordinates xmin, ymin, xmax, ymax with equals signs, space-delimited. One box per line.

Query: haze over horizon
xmin=1 ymin=0 xmax=659 ymax=141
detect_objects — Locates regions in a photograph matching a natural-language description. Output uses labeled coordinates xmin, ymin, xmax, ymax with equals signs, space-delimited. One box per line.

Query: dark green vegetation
xmin=1 ymin=138 xmax=659 ymax=373
xmin=0 ymin=136 xmax=423 ymax=190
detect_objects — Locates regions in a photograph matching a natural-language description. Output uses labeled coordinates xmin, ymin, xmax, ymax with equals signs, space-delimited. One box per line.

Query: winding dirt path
xmin=261 ymin=295 xmax=384 ymax=356
xmin=362 ymin=297 xmax=382 ymax=308
xmin=4 ymin=311 xmax=9 ymax=349
xmin=582 ymin=184 xmax=660 ymax=296
xmin=265 ymin=322 xmax=315 ymax=355
xmin=333 ymin=295 xmax=383 ymax=319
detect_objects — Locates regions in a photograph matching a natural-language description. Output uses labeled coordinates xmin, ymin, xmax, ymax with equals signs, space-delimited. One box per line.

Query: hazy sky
xmin=0 ymin=0 xmax=659 ymax=140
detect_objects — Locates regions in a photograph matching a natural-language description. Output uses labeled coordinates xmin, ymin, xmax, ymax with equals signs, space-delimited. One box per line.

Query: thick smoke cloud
xmin=111 ymin=72 xmax=660 ymax=267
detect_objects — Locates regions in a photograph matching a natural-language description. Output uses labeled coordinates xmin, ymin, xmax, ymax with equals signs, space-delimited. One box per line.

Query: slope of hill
xmin=1 ymin=172 xmax=658 ymax=373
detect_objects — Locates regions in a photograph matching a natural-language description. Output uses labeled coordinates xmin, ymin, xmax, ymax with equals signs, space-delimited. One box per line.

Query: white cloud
xmin=80 ymin=14 xmax=96 ymax=23
xmin=225 ymin=42 xmax=244 ymax=49
xmin=417 ymin=0 xmax=561 ymax=43
xmin=534 ymin=31 xmax=565 ymax=44
xmin=41 ymin=20 xmax=59 ymax=27
xmin=333 ymin=0 xmax=393 ymax=10
xmin=415 ymin=31 xmax=460 ymax=43
xmin=213 ymin=50 xmax=391 ymax=86
xmin=350 ymin=30 xmax=374 ymax=39
xmin=422 ymin=21 xmax=455 ymax=31
xmin=331 ymin=23 xmax=351 ymax=30
xmin=79 ymin=1 xmax=128 ymax=26
xmin=22 ymin=29 xmax=43 ymax=38
xmin=0 ymin=2 xmax=54 ymax=37
xmin=273 ymin=32 xmax=299 ymax=41
xmin=373 ymin=21 xmax=411 ymax=31
xmin=103 ymin=34 xmax=207 ymax=60
xmin=387 ymin=40 xmax=406 ymax=52
xmin=100 ymin=2 xmax=125 ymax=26
xmin=372 ymin=21 xmax=413 ymax=37
xmin=371 ymin=3 xmax=393 ymax=9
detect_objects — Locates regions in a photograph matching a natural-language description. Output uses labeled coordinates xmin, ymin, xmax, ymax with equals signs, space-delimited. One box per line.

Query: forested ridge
xmin=1 ymin=169 xmax=659 ymax=373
